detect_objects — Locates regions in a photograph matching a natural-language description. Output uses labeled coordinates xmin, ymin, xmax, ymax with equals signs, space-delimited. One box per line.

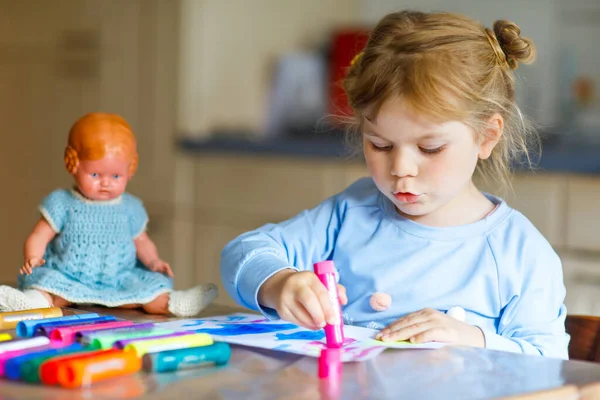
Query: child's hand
xmin=258 ymin=270 xmax=348 ymax=331
xmin=20 ymin=257 xmax=45 ymax=275
xmin=376 ymin=308 xmax=485 ymax=347
xmin=147 ymin=259 xmax=174 ymax=277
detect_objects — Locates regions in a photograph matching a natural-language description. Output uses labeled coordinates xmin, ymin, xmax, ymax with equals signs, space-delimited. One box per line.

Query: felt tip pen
xmin=114 ymin=331 xmax=193 ymax=349
xmin=55 ymin=349 xmax=141 ymax=388
xmin=78 ymin=322 xmax=155 ymax=344
xmin=50 ymin=320 xmax=134 ymax=345
xmin=39 ymin=348 xmax=122 ymax=385
xmin=123 ymin=332 xmax=213 ymax=357
xmin=314 ymin=261 xmax=344 ymax=348
xmin=20 ymin=345 xmax=94 ymax=383
xmin=4 ymin=343 xmax=84 ymax=380
xmin=16 ymin=313 xmax=100 ymax=337
xmin=34 ymin=316 xmax=117 ymax=337
xmin=0 ymin=307 xmax=62 ymax=329
xmin=142 ymin=342 xmax=231 ymax=373
xmin=0 ymin=333 xmax=11 ymax=342
xmin=86 ymin=328 xmax=173 ymax=350
xmin=0 ymin=342 xmax=59 ymax=376
xmin=0 ymin=336 xmax=50 ymax=354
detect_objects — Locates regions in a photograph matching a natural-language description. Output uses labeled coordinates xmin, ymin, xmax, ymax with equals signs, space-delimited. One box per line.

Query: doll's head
xmin=64 ymin=113 xmax=138 ymax=201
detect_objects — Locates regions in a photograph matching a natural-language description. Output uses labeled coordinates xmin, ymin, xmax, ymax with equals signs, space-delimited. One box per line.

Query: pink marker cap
xmin=318 ymin=348 xmax=342 ymax=379
xmin=314 ymin=261 xmax=335 ymax=275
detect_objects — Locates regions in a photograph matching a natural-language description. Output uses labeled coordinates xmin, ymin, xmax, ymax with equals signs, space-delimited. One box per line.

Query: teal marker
xmin=142 ymin=342 xmax=231 ymax=373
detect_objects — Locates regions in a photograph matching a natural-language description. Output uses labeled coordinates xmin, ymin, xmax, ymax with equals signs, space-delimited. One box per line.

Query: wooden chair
xmin=565 ymin=315 xmax=600 ymax=362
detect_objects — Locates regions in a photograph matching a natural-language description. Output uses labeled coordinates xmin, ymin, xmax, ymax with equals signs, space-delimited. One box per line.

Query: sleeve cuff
xmin=481 ymin=328 xmax=524 ymax=353
xmin=236 ymin=252 xmax=298 ymax=319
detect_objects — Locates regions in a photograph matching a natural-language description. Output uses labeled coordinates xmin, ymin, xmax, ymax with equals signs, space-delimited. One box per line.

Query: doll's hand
xmin=258 ymin=270 xmax=348 ymax=331
xmin=375 ymin=308 xmax=485 ymax=347
xmin=147 ymin=259 xmax=174 ymax=278
xmin=20 ymin=257 xmax=45 ymax=275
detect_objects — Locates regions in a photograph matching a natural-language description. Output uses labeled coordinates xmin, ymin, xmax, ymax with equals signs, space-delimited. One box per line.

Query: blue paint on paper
xmin=272 ymin=343 xmax=292 ymax=351
xmin=193 ymin=323 xmax=297 ymax=336
xmin=275 ymin=331 xmax=326 ymax=341
xmin=182 ymin=320 xmax=205 ymax=328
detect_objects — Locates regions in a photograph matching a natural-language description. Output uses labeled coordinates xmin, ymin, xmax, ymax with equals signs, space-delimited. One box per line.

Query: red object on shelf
xmin=328 ymin=28 xmax=370 ymax=119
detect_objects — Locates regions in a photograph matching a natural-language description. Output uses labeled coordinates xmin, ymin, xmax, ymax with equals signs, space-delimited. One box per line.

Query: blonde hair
xmin=64 ymin=112 xmax=139 ymax=176
xmin=344 ymin=11 xmax=537 ymax=188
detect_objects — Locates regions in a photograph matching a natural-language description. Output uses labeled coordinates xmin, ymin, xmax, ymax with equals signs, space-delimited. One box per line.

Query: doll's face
xmin=73 ymin=153 xmax=132 ymax=200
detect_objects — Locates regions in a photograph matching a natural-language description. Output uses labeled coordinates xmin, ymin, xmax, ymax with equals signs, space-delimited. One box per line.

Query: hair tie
xmin=350 ymin=51 xmax=364 ymax=67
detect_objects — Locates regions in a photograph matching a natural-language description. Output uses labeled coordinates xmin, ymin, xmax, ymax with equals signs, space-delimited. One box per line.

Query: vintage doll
xmin=0 ymin=112 xmax=217 ymax=317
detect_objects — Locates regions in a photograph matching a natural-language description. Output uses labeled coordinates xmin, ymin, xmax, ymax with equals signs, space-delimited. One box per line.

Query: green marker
xmin=88 ymin=328 xmax=174 ymax=350
xmin=20 ymin=346 xmax=95 ymax=383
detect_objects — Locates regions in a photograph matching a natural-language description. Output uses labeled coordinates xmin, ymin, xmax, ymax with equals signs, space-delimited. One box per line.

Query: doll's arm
xmin=21 ymin=218 xmax=56 ymax=274
xmin=134 ymin=232 xmax=174 ymax=277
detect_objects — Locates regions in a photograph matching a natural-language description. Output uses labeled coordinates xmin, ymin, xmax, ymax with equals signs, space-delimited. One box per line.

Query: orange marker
xmin=56 ymin=350 xmax=141 ymax=388
xmin=40 ymin=348 xmax=120 ymax=385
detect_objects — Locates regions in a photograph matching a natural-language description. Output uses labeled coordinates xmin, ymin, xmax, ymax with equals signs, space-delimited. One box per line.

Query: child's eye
xmin=90 ymin=173 xmax=98 ymax=178
xmin=371 ymin=143 xmax=393 ymax=152
xmin=419 ymin=146 xmax=445 ymax=155
xmin=113 ymin=174 xmax=120 ymax=179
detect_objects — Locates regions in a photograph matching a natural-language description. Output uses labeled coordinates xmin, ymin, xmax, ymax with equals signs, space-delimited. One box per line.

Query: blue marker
xmin=4 ymin=343 xmax=85 ymax=380
xmin=33 ymin=316 xmax=117 ymax=337
xmin=142 ymin=342 xmax=231 ymax=373
xmin=16 ymin=313 xmax=100 ymax=337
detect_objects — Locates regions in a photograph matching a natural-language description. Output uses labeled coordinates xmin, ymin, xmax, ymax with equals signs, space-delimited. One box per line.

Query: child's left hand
xmin=147 ymin=259 xmax=174 ymax=277
xmin=375 ymin=308 xmax=485 ymax=347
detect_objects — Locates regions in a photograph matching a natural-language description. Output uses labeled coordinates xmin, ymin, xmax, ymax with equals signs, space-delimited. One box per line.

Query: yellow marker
xmin=0 ymin=307 xmax=62 ymax=329
xmin=124 ymin=333 xmax=213 ymax=357
xmin=0 ymin=333 xmax=11 ymax=342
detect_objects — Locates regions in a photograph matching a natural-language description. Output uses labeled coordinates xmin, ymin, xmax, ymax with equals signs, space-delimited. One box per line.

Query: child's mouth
xmin=393 ymin=192 xmax=420 ymax=204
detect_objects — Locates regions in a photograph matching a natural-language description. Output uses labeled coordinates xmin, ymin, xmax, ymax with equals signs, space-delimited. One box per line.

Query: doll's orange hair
xmin=64 ymin=113 xmax=139 ymax=176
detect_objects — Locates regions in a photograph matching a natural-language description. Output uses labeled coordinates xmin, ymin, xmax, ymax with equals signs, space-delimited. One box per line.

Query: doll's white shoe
xmin=0 ymin=286 xmax=51 ymax=311
xmin=168 ymin=283 xmax=218 ymax=317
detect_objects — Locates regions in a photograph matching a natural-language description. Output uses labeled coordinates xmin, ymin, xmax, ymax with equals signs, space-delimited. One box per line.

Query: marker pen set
xmin=0 ymin=308 xmax=231 ymax=389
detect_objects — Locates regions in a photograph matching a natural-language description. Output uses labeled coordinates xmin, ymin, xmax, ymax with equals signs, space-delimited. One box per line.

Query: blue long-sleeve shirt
xmin=221 ymin=178 xmax=569 ymax=358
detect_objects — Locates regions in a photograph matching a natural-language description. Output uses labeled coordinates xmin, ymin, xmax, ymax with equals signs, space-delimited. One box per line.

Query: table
xmin=1 ymin=304 xmax=600 ymax=399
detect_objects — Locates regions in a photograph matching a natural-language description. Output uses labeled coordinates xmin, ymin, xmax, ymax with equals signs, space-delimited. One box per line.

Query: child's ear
xmin=478 ymin=114 xmax=503 ymax=160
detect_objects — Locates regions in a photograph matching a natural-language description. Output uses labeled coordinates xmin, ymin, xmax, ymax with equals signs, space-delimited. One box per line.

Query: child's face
xmin=362 ymin=97 xmax=488 ymax=225
xmin=73 ymin=153 xmax=132 ymax=201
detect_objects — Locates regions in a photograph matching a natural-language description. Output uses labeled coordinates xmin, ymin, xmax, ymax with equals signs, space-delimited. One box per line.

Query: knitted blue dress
xmin=18 ymin=189 xmax=173 ymax=306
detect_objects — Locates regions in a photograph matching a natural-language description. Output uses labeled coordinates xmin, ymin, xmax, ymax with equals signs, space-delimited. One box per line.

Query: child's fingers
xmin=296 ymin=286 xmax=326 ymax=328
xmin=313 ymin=282 xmax=340 ymax=325
xmin=409 ymin=327 xmax=449 ymax=344
xmin=376 ymin=313 xmax=431 ymax=339
xmin=380 ymin=320 xmax=437 ymax=342
xmin=337 ymin=284 xmax=348 ymax=305
xmin=281 ymin=303 xmax=318 ymax=330
xmin=165 ymin=264 xmax=174 ymax=277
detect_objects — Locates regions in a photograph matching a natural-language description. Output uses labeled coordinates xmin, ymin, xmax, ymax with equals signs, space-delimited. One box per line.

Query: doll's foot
xmin=168 ymin=284 xmax=218 ymax=317
xmin=0 ymin=286 xmax=52 ymax=311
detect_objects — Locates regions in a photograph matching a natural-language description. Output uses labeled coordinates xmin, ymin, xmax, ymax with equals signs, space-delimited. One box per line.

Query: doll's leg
xmin=37 ymin=290 xmax=72 ymax=307
xmin=142 ymin=293 xmax=170 ymax=315
xmin=144 ymin=284 xmax=218 ymax=317
xmin=0 ymin=286 xmax=55 ymax=311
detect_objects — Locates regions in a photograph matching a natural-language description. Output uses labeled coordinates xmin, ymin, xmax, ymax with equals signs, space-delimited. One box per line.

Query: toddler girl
xmin=221 ymin=11 xmax=569 ymax=358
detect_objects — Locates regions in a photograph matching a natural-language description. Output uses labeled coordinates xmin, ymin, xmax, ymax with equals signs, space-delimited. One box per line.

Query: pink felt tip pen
xmin=313 ymin=260 xmax=344 ymax=348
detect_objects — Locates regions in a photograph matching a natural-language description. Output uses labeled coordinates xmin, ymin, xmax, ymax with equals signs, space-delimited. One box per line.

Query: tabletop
xmin=1 ymin=304 xmax=600 ymax=400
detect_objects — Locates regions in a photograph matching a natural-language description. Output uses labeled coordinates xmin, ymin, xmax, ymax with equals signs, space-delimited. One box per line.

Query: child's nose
xmin=390 ymin=149 xmax=418 ymax=177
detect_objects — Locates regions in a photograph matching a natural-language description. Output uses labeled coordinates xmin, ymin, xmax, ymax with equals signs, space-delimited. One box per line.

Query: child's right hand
xmin=258 ymin=269 xmax=348 ymax=330
xmin=20 ymin=257 xmax=45 ymax=275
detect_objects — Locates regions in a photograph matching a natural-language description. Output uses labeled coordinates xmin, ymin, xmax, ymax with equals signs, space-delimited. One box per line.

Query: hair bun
xmin=492 ymin=20 xmax=536 ymax=70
